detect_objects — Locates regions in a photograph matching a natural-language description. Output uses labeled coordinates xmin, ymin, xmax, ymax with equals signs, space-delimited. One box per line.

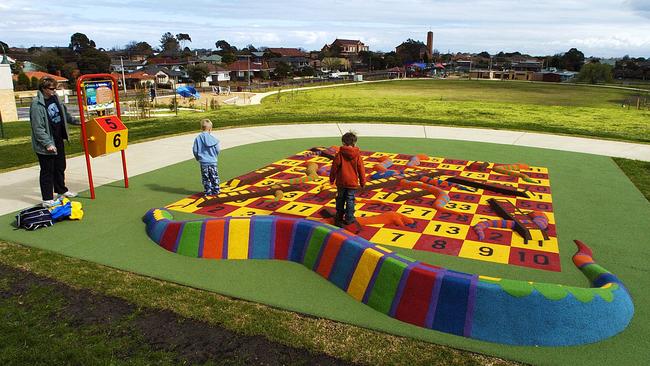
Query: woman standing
xmin=29 ymin=77 xmax=78 ymax=206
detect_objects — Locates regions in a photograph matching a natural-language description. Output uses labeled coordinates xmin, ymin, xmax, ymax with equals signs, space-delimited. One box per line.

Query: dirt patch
xmin=0 ymin=263 xmax=355 ymax=365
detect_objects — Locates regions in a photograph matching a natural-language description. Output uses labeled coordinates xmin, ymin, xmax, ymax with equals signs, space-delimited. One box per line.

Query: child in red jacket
xmin=329 ymin=132 xmax=366 ymax=227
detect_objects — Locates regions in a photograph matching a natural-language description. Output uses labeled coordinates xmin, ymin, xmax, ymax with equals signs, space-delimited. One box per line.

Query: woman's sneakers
xmin=58 ymin=191 xmax=77 ymax=198
xmin=42 ymin=199 xmax=57 ymax=208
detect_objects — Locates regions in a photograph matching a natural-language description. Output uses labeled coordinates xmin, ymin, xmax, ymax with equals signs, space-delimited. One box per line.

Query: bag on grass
xmin=15 ymin=206 xmax=53 ymax=231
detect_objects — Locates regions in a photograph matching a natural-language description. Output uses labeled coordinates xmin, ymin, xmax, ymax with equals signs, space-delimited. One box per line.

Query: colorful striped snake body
xmin=143 ymin=208 xmax=634 ymax=346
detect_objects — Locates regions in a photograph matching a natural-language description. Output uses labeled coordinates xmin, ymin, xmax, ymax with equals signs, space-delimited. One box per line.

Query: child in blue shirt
xmin=192 ymin=119 xmax=221 ymax=197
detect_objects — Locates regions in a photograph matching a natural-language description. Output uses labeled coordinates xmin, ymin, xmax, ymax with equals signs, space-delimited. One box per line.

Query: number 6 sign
xmin=76 ymin=74 xmax=129 ymax=199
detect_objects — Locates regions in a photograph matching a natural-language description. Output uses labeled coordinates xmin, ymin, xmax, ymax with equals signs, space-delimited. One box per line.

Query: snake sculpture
xmin=143 ymin=208 xmax=634 ymax=346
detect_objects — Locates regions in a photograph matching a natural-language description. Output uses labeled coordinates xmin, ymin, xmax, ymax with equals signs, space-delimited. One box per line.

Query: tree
xmin=124 ymin=41 xmax=154 ymax=57
xmin=15 ymin=72 xmax=31 ymax=91
xmin=396 ymin=39 xmax=426 ymax=63
xmin=30 ymin=76 xmax=40 ymax=90
xmin=578 ymin=63 xmax=613 ymax=84
xmin=273 ymin=62 xmax=292 ymax=79
xmin=69 ymin=33 xmax=95 ymax=53
xmin=77 ymin=48 xmax=111 ymax=74
xmin=297 ymin=66 xmax=316 ymax=77
xmin=383 ymin=52 xmax=403 ymax=68
xmin=477 ymin=51 xmax=491 ymax=58
xmin=321 ymin=57 xmax=342 ymax=72
xmin=187 ymin=64 xmax=209 ymax=85
xmin=175 ymin=33 xmax=192 ymax=49
xmin=32 ymin=50 xmax=66 ymax=74
xmin=563 ymin=48 xmax=585 ymax=72
xmin=221 ymin=53 xmax=237 ymax=64
xmin=160 ymin=32 xmax=180 ymax=53
xmin=215 ymin=40 xmax=236 ymax=53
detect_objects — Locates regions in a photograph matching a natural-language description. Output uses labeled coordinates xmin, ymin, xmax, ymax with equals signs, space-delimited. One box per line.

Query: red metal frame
xmin=75 ymin=74 xmax=129 ymax=199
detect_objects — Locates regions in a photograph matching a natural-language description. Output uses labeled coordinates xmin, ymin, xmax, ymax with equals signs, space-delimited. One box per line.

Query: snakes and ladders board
xmin=167 ymin=149 xmax=560 ymax=271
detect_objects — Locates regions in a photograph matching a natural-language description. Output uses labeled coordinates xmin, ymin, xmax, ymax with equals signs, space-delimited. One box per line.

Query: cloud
xmin=1 ymin=1 xmax=649 ymax=57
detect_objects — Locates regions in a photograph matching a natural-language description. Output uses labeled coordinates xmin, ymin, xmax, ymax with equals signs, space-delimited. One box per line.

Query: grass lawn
xmin=1 ymin=80 xmax=648 ymax=364
xmin=1 ymin=137 xmax=649 ymax=365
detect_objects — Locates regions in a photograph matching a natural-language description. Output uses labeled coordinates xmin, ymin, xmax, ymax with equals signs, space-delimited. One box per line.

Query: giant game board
xmin=167 ymin=148 xmax=560 ymax=271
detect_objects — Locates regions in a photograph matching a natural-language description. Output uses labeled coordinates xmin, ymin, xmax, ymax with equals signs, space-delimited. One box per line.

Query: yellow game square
xmin=425 ymin=157 xmax=444 ymax=163
xmin=308 ymin=156 xmax=331 ymax=163
xmin=229 ymin=207 xmax=273 ymax=217
xmin=276 ymin=202 xmax=322 ymax=217
xmin=436 ymin=163 xmax=465 ymax=171
xmin=523 ymin=166 xmax=549 ymax=174
xmin=355 ymin=209 xmax=379 ymax=219
xmin=458 ymin=241 xmax=510 ymax=264
xmin=397 ymin=204 xmax=438 ymax=220
xmin=370 ymin=152 xmax=397 ymax=158
xmin=526 ymin=192 xmax=553 ymax=203
xmin=423 ymin=221 xmax=469 ymax=240
xmin=511 ymin=236 xmax=559 ymax=253
xmin=479 ymin=195 xmax=516 ymax=205
xmin=443 ymin=201 xmax=479 ymax=214
xmin=254 ymin=178 xmax=284 ymax=188
xmin=370 ymin=191 xmax=400 ymax=202
xmin=226 ymin=196 xmax=263 ymax=207
xmin=166 ymin=198 xmax=203 ymax=213
xmin=277 ymin=191 xmax=307 ymax=202
xmin=544 ymin=212 xmax=556 ymax=225
xmin=458 ymin=171 xmax=489 ymax=180
xmin=391 ymin=158 xmax=409 ymax=165
xmin=522 ymin=178 xmax=550 ymax=187
xmin=274 ymin=159 xmax=304 ymax=167
xmin=369 ymin=228 xmax=420 ymax=249
xmin=470 ymin=214 xmax=504 ymax=226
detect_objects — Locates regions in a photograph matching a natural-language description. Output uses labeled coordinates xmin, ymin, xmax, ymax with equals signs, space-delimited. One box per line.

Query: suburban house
xmin=511 ymin=59 xmax=543 ymax=72
xmin=267 ymin=56 xmax=310 ymax=70
xmin=205 ymin=63 xmax=230 ymax=84
xmin=111 ymin=70 xmax=155 ymax=89
xmin=13 ymin=71 xmax=69 ymax=88
xmin=395 ymin=41 xmax=429 ymax=62
xmin=198 ymin=54 xmax=223 ymax=64
xmin=141 ymin=65 xmax=187 ymax=86
xmin=266 ymin=48 xmax=308 ymax=57
xmin=110 ymin=58 xmax=144 ymax=73
xmin=228 ymin=60 xmax=272 ymax=81
xmin=321 ymin=39 xmax=369 ymax=57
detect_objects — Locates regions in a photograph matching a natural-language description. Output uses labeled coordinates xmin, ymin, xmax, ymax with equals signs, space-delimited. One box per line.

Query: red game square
xmin=434 ymin=211 xmax=473 ymax=225
xmin=361 ymin=201 xmax=403 ymax=213
xmin=194 ymin=203 xmax=240 ymax=217
xmin=448 ymin=192 xmax=481 ymax=204
xmin=384 ymin=217 xmax=430 ymax=233
xmin=476 ymin=204 xmax=498 ymax=216
xmin=354 ymin=225 xmax=382 ymax=241
xmin=442 ymin=158 xmax=469 ymax=165
xmin=488 ymin=174 xmax=518 ymax=183
xmin=465 ymin=227 xmax=513 ymax=245
xmin=404 ymin=196 xmax=437 ymax=208
xmin=516 ymin=199 xmax=553 ymax=212
xmin=413 ymin=235 xmax=463 ymax=256
xmin=509 ymin=247 xmax=561 ymax=272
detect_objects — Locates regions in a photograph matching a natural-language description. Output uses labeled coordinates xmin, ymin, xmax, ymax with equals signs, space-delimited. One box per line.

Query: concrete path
xmin=1 ymin=123 xmax=649 ymax=217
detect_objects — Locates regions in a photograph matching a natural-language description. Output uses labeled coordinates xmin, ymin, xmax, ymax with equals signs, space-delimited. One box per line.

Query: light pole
xmin=120 ymin=56 xmax=127 ymax=97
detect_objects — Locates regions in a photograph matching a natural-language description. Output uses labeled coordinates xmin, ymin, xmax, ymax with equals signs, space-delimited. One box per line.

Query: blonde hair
xmin=201 ymin=119 xmax=213 ymax=131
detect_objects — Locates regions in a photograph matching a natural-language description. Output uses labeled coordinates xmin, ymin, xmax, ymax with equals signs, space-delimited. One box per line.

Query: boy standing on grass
xmin=193 ymin=119 xmax=221 ymax=198
xmin=329 ymin=132 xmax=366 ymax=227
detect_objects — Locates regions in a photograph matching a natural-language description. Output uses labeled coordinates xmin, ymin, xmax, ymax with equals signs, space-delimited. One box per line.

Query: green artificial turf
xmin=1 ymin=137 xmax=649 ymax=365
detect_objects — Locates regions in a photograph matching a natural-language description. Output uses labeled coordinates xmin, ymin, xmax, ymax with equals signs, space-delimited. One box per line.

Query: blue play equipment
xmin=176 ymin=86 xmax=200 ymax=99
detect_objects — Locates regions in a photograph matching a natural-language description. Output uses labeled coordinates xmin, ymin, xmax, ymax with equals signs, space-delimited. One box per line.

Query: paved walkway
xmin=1 ymin=123 xmax=649 ymax=217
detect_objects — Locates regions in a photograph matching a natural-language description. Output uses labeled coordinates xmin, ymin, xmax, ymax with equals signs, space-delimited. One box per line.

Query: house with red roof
xmin=13 ymin=71 xmax=68 ymax=88
xmin=322 ymin=39 xmax=369 ymax=57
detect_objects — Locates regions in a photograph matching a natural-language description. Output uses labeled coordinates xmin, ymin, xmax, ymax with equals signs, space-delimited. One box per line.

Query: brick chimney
xmin=426 ymin=31 xmax=434 ymax=61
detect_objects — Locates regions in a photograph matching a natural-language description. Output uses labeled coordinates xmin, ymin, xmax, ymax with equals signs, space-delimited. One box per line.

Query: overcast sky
xmin=1 ymin=0 xmax=649 ymax=58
